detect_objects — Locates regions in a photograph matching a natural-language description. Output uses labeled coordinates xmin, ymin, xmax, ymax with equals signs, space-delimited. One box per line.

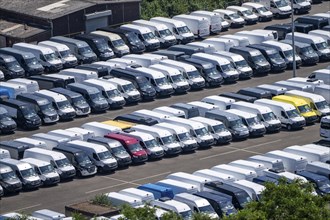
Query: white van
xmin=314 ymin=84 xmax=330 ymax=103
xmin=187 ymin=101 xmax=219 ymax=117
xmin=8 ymin=78 xmax=39 ymax=93
xmin=285 ymin=89 xmax=330 ymax=117
xmin=151 ymin=199 xmax=193 ymax=219
xmin=203 ymin=38 xmax=235 ymax=51
xmin=132 ymin=20 xmax=177 ymax=48
xmin=273 ymin=80 xmax=313 ymax=92
xmin=82 ymin=79 xmax=126 ymax=108
xmin=154 ymin=122 xmax=199 ymax=152
xmin=132 ymin=124 xmax=182 ymax=156
xmin=66 ymin=127 xmax=95 ymax=141
xmin=48 ymin=129 xmax=83 ymax=141
xmin=167 ymin=172 xmax=211 ymax=192
xmin=309 ymin=30 xmax=330 ymax=45
xmin=91 ymin=31 xmax=129 ymax=57
xmin=150 ymin=17 xmax=195 ymax=44
xmin=32 ymin=209 xmax=66 ymax=220
xmin=305 ymin=161 xmax=330 ymax=179
xmin=255 ymin=99 xmax=306 ymax=130
xmin=63 ymin=140 xmax=118 ymax=172
xmin=174 ymin=193 xmax=219 ymax=219
xmin=106 ymin=192 xmax=143 ymax=208
xmin=0 ymin=148 xmax=10 ymax=160
xmin=149 ymin=64 xmax=190 ymax=94
xmin=21 ymin=157 xmax=60 ymax=186
xmin=190 ymin=11 xmax=223 ymax=34
xmin=13 ymin=43 xmax=63 ymax=72
xmin=81 ymin=122 xmax=121 ymax=137
xmin=120 ymin=24 xmax=160 ymax=51
xmin=23 ymin=147 xmax=76 ymax=179
xmin=286 ymin=77 xmax=324 ymax=90
xmin=248 ymin=155 xmax=284 ymax=170
xmin=123 ymin=54 xmax=164 ymax=67
xmin=264 ymin=0 xmax=292 ymax=18
xmin=241 ymin=2 xmax=273 ymax=21
xmin=230 ymin=101 xmax=282 ymax=133
xmin=309 ymin=69 xmax=330 ymax=85
xmin=59 ymin=68 xmax=98 ymax=83
xmin=191 ymin=52 xmax=239 ymax=83
xmin=31 ymin=133 xmax=70 ymax=150
xmin=153 ymin=106 xmax=186 ymax=118
xmin=159 ymin=59 xmax=205 ymax=90
xmin=256 ymin=84 xmax=287 ymax=96
xmin=107 ymin=58 xmax=137 ymax=67
xmin=190 ymin=116 xmax=232 ymax=145
xmin=201 ymin=95 xmax=235 ymax=110
xmin=173 ymin=15 xmax=210 ymax=38
xmin=38 ymin=40 xmax=78 ymax=68
xmin=193 ymin=169 xmax=235 ymax=183
xmin=34 ymin=89 xmax=76 ymax=120
xmin=213 ymin=9 xmax=245 ymax=27
xmin=123 ymin=131 xmax=165 ymax=159
xmin=230 ymin=180 xmax=265 ymax=201
xmin=14 ymin=137 xmax=47 ymax=148
xmin=128 ymin=66 xmax=174 ymax=96
xmin=211 ymin=51 xmax=253 ymax=79
xmin=187 ymin=42 xmax=217 ymax=53
xmin=265 ymin=150 xmax=308 ymax=173
xmin=157 ymin=179 xmax=199 ymax=194
xmin=320 ymin=116 xmax=330 ymax=138
xmin=229 ymin=159 xmax=266 ymax=176
xmin=226 ymin=6 xmax=258 ymax=24
xmin=133 ymin=109 xmax=171 ymax=123
xmin=283 ymin=145 xmax=329 ymax=163
xmin=119 ymin=187 xmax=155 ymax=203
xmin=0 ymin=82 xmax=27 ymax=98
xmin=226 ymin=109 xmax=266 ymax=137
xmin=105 ymin=77 xmax=141 ymax=104
xmin=285 ymin=32 xmax=330 ymax=61
xmin=235 ymin=31 xmax=276 ymax=44
xmin=221 ymin=35 xmax=250 ymax=47
xmin=211 ymin=164 xmax=257 ymax=181
xmin=164 ymin=117 xmax=215 ymax=148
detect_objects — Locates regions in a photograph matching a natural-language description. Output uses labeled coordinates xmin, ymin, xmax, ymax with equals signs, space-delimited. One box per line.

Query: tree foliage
xmin=140 ymin=0 xmax=238 ymax=19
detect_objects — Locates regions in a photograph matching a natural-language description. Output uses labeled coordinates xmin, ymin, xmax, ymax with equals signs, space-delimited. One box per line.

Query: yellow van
xmin=101 ymin=120 xmax=136 ymax=130
xmin=272 ymin=95 xmax=318 ymax=124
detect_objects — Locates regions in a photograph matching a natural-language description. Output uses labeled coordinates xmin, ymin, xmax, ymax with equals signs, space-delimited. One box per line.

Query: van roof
xmin=280 ymin=39 xmax=310 ymax=48
xmin=233 ymin=101 xmax=272 ymax=114
xmin=249 ymin=155 xmax=283 ymax=164
xmin=187 ymin=42 xmax=216 ymax=49
xmin=0 ymin=82 xmax=27 ymax=90
xmin=155 ymin=122 xmax=189 ymax=133
xmin=68 ymin=140 xmax=108 ymax=153
xmin=107 ymin=77 xmax=133 ymax=85
xmin=53 ymin=144 xmax=85 ymax=154
xmin=165 ymin=117 xmax=205 ymax=129
xmin=262 ymin=41 xmax=292 ymax=51
xmin=102 ymin=120 xmax=135 ymax=130
xmin=83 ymin=79 xmax=117 ymax=90
xmin=0 ymin=164 xmax=13 ymax=173
xmin=158 ymin=179 xmax=198 ymax=189
xmin=0 ymin=99 xmax=33 ymax=108
xmin=32 ymin=133 xmax=70 ymax=143
xmin=213 ymin=51 xmax=244 ymax=62
xmin=50 ymin=87 xmax=82 ymax=99
xmin=173 ymin=14 xmax=207 ymax=21
xmin=195 ymin=191 xmax=232 ymax=202
xmin=212 ymin=164 xmax=257 ymax=175
xmin=38 ymin=40 xmax=70 ymax=51
xmin=230 ymin=46 xmax=262 ymax=56
xmin=230 ymin=159 xmax=265 ymax=169
xmin=234 ymin=180 xmax=265 ymax=192
xmin=207 ymin=109 xmax=241 ymax=121
xmin=128 ymin=131 xmax=154 ymax=141
xmin=190 ymin=116 xmax=223 ymax=127
xmin=14 ymin=137 xmax=46 ymax=147
xmin=51 ymin=36 xmax=88 ymax=47
xmin=188 ymin=101 xmax=218 ymax=110
xmin=288 ymin=32 xmax=326 ymax=43
xmin=35 ymin=89 xmax=68 ymax=102
xmin=168 ymin=172 xmax=211 ymax=183
xmin=150 ymin=17 xmax=187 ymax=27
xmin=133 ymin=124 xmax=172 ymax=136
xmin=91 ymin=31 xmax=122 ymax=41
xmin=242 ymin=2 xmax=264 ymax=8
xmin=105 ymin=133 xmax=139 ymax=144
xmin=133 ymin=20 xmax=168 ymax=30
xmin=135 ymin=67 xmax=165 ymax=79
xmin=255 ymin=98 xmax=296 ymax=110
xmin=194 ymin=169 xmax=235 ymax=181
xmin=266 ymin=150 xmax=307 ymax=161
xmin=206 ymin=181 xmax=245 ymax=193
xmin=286 ymin=90 xmax=325 ymax=102
xmin=202 ymin=95 xmax=235 ymax=104
xmin=107 ymin=192 xmax=142 ymax=203
xmin=248 ymin=44 xmax=278 ymax=54
xmin=17 ymin=93 xmax=50 ymax=106
xmin=191 ymin=10 xmax=220 ymax=17
xmin=8 ymin=78 xmax=38 ymax=86
xmin=149 ymin=64 xmax=181 ymax=76
xmin=0 ymin=158 xmax=32 ymax=170
xmin=257 ymin=84 xmax=287 ymax=93
xmin=0 ymin=47 xmax=35 ymax=58
xmin=153 ymin=106 xmax=185 ymax=115
xmin=21 ymin=157 xmax=50 ymax=167
xmin=192 ymin=53 xmax=230 ymax=65
xmin=121 ymin=24 xmax=153 ymax=34
xmin=227 ymin=6 xmax=250 ymax=12
xmin=68 ymin=83 xmax=101 ymax=93
xmin=160 ymin=59 xmax=196 ymax=72
xmin=273 ymin=95 xmax=309 ymax=106
xmin=14 ymin=43 xmax=54 ymax=54
xmin=213 ymin=9 xmax=235 ymax=15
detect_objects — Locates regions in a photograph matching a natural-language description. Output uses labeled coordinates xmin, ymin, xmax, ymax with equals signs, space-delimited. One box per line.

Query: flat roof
xmin=0 ymin=20 xmax=47 ymax=39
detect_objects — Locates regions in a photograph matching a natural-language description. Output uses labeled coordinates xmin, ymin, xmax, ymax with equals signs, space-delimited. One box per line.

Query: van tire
xmin=294 ymin=9 xmax=298 ymax=15
xmin=287 ymin=124 xmax=292 ymax=131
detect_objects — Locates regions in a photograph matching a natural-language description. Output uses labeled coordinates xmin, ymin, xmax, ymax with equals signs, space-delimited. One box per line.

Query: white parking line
xmin=86 ymin=182 xmax=133 ymax=194
xmin=199 ymin=149 xmax=240 ymax=160
xmin=132 ymin=171 xmax=172 ymax=183
xmin=244 ymin=139 xmax=282 ymax=150
xmin=13 ymin=204 xmax=41 ymax=212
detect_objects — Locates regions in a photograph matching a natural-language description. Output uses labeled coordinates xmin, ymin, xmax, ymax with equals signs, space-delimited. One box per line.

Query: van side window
xmin=310 ymin=103 xmax=316 ymax=110
xmin=35 ymin=167 xmax=41 ymax=175
xmin=93 ymin=153 xmax=99 ymax=160
xmin=140 ymin=141 xmax=145 ymax=147
xmin=151 ymin=79 xmax=156 ymax=86
xmin=281 ymin=111 xmax=287 ymax=118
xmin=138 ymin=34 xmax=144 ymax=41
xmin=16 ymin=171 xmax=21 ymax=178
xmin=270 ymin=2 xmax=275 ymax=7
xmin=309 ymin=73 xmax=315 ymax=79
xmin=50 ymin=160 xmax=56 ymax=167
xmin=257 ymin=114 xmax=263 ymax=121
xmin=40 ymin=55 xmax=46 ymax=62
xmin=172 ymin=28 xmax=178 ymax=35
xmin=252 ymin=8 xmax=258 ymax=13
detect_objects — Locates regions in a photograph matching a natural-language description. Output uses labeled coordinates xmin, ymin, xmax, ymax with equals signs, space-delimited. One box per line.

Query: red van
xmin=105 ymin=133 xmax=148 ymax=163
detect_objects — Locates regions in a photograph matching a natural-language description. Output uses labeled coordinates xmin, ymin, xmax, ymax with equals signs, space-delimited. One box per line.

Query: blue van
xmin=137 ymin=183 xmax=174 ymax=199
xmin=297 ymin=170 xmax=330 ymax=196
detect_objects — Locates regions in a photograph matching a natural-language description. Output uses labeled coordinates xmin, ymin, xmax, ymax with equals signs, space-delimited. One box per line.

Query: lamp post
xmin=290 ymin=0 xmax=296 ymax=77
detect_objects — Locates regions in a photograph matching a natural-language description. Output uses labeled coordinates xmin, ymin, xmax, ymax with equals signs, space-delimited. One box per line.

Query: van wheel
xmin=287 ymin=125 xmax=292 ymax=131
xmin=294 ymin=9 xmax=298 ymax=15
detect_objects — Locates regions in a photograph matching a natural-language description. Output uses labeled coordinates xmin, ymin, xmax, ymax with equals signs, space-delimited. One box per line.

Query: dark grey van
xmin=264 ymin=24 xmax=292 ymax=40
xmin=0 ymin=140 xmax=29 ymax=159
xmin=0 ymin=48 xmax=44 ymax=76
xmin=247 ymin=44 xmax=287 ymax=72
xmin=114 ymin=114 xmax=158 ymax=126
xmin=295 ymin=16 xmax=329 ymax=30
xmin=229 ymin=47 xmax=271 ymax=75
xmin=28 ymin=75 xmax=67 ymax=89
xmin=74 ymin=34 xmax=115 ymax=61
xmin=76 ymin=64 xmax=109 ymax=78
xmin=181 ymin=58 xmax=224 ymax=87
xmin=280 ymin=40 xmax=319 ymax=65
xmin=170 ymin=103 xmax=199 ymax=118
xmin=0 ymin=54 xmax=25 ymax=79
xmin=16 ymin=94 xmax=59 ymax=124
xmin=0 ymin=164 xmax=22 ymax=193
xmin=0 ymin=107 xmax=16 ymax=134
xmin=205 ymin=110 xmax=249 ymax=140
xmin=50 ymin=87 xmax=91 ymax=116
xmin=110 ymin=68 xmax=156 ymax=100
xmin=50 ymin=36 xmax=97 ymax=64
xmin=237 ymin=87 xmax=272 ymax=99
xmin=168 ymin=45 xmax=204 ymax=56
xmin=152 ymin=50 xmax=187 ymax=61
xmin=220 ymin=92 xmax=257 ymax=103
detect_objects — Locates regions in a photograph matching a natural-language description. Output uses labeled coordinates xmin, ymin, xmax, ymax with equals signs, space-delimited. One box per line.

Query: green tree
xmin=161 ymin=211 xmax=183 ymax=220
xmin=192 ymin=212 xmax=219 ymax=220
xmin=120 ymin=204 xmax=157 ymax=220
xmin=224 ymin=179 xmax=330 ymax=220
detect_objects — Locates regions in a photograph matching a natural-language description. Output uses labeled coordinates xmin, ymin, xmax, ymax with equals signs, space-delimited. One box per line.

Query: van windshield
xmin=236 ymin=192 xmax=252 ymax=207
xmin=142 ymin=32 xmax=157 ymax=41
xmin=1 ymin=171 xmax=18 ymax=181
xmin=262 ymin=112 xmax=277 ymax=121
xmin=283 ymin=50 xmax=294 ymax=59
xmin=195 ymin=127 xmax=209 ymax=136
xmin=107 ymin=89 xmax=121 ymax=98
xmin=44 ymin=53 xmax=58 ymax=62
xmin=315 ymin=101 xmax=328 ymax=110
xmin=171 ymin=74 xmax=185 ymax=83
xmin=127 ymin=143 xmax=143 ymax=152
xmin=59 ymin=50 xmax=73 ymax=58
xmin=72 ymin=96 xmax=87 ymax=105
xmin=122 ymin=83 xmax=136 ymax=92
xmin=56 ymin=158 xmax=71 ymax=168
xmin=286 ymin=109 xmax=300 ymax=118
xmin=213 ymin=124 xmax=227 ymax=132
xmin=205 ymin=67 xmax=221 ymax=76
xmin=90 ymin=92 xmax=105 ymax=101
xmin=229 ymin=13 xmax=241 ymax=19
xmin=177 ymin=26 xmax=191 ymax=34
xmin=220 ymin=201 xmax=236 ymax=214
xmin=20 ymin=106 xmax=37 ymax=118
xmin=40 ymin=103 xmax=56 ymax=113
xmin=178 ymin=132 xmax=193 ymax=141
xmin=78 ymin=46 xmax=93 ymax=55
xmin=220 ymin=63 xmax=236 ymax=72
xmin=98 ymin=151 xmax=112 ymax=160
xmin=235 ymin=60 xmax=249 ymax=69
xmin=316 ymin=42 xmax=329 ymax=50
xmin=127 ymin=32 xmax=141 ymax=44
xmin=301 ymin=46 xmax=316 ymax=55
xmin=39 ymin=164 xmax=55 ymax=174
xmin=274 ymin=0 xmax=289 ymax=7
xmin=20 ymin=168 xmax=37 ymax=178
xmin=246 ymin=116 xmax=261 ymax=126
xmin=229 ymin=119 xmax=244 ymax=129
xmin=138 ymin=81 xmax=154 ymax=90
xmin=180 ymin=210 xmax=193 ymax=220
xmin=298 ymin=104 xmax=312 ymax=113
xmin=159 ymin=29 xmax=173 ymax=37
xmin=187 ymin=70 xmax=201 ymax=79
xmin=199 ymin=205 xmax=215 ymax=214
xmin=57 ymin=100 xmax=72 ymax=109
xmin=96 ymin=41 xmax=111 ymax=52
xmin=242 ymin=9 xmax=253 ymax=16
xmin=112 ymin=39 xmax=126 ymax=48
xmin=6 ymin=60 xmax=21 ymax=69
xmin=161 ymin=135 xmax=176 ymax=144
xmin=25 ymin=57 xmax=39 ymax=66
xmin=111 ymin=146 xmax=127 ymax=155
xmin=155 ymin=77 xmax=170 ymax=86
xmin=76 ymin=154 xmax=92 ymax=166
xmin=252 ymin=55 xmax=266 ymax=63
xmin=144 ymin=139 xmax=159 ymax=149
xmin=257 ymin=7 xmax=268 ymax=13
xmin=0 ymin=113 xmax=11 ymax=122
xmin=268 ymin=53 xmax=283 ymax=62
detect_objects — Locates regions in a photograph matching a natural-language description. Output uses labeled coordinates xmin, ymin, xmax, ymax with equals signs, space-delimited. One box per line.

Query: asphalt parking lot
xmin=0 ymin=2 xmax=329 ymax=215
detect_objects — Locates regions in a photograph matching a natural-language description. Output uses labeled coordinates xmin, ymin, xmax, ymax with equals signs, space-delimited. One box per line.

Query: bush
xmin=90 ymin=194 xmax=112 ymax=207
